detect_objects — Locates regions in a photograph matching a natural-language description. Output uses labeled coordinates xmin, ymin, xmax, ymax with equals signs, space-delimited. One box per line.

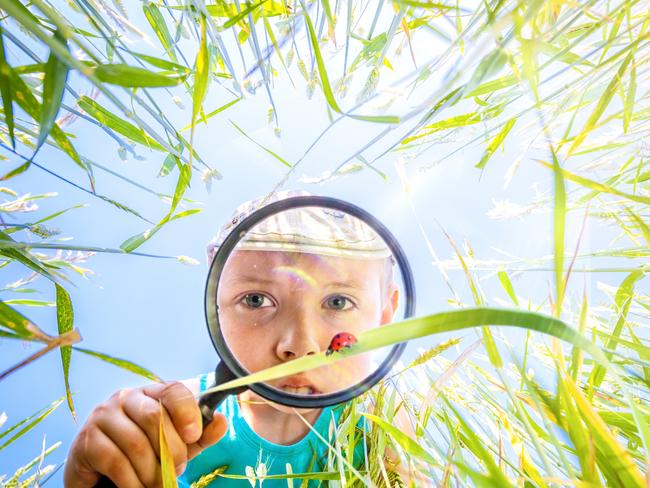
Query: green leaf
xmin=0 ymin=399 xmax=63 ymax=451
xmin=551 ymin=148 xmax=566 ymax=317
xmin=569 ymin=291 xmax=588 ymax=380
xmin=171 ymin=163 xmax=191 ymax=212
xmin=361 ymin=412 xmax=435 ymax=464
xmin=464 ymin=75 xmax=517 ymax=98
xmin=230 ymin=120 xmax=292 ymax=167
xmin=73 ymin=347 xmax=162 ymax=382
xmin=624 ymin=207 xmax=650 ymax=247
xmin=537 ymin=160 xmax=650 ymax=206
xmin=569 ymin=51 xmax=634 ymax=154
xmin=630 ymin=397 xmax=650 ymax=463
xmin=143 ymin=2 xmax=177 ymax=62
xmin=7 ymin=65 xmax=84 ymax=171
xmin=623 ymin=61 xmax=636 ymax=133
xmin=181 ymin=97 xmax=241 ymax=132
xmin=131 ymin=52 xmax=189 ymax=73
xmin=203 ymin=307 xmax=611 ymax=394
xmin=93 ymin=64 xmax=187 ymax=87
xmin=170 ymin=208 xmax=202 ymax=221
xmin=497 ymin=270 xmax=519 ymax=306
xmin=302 ymin=4 xmax=397 ymax=124
xmin=1 ymin=299 xmax=53 ymax=306
xmin=37 ymin=29 xmax=69 ymax=153
xmin=0 ymin=25 xmax=15 ymax=149
xmin=78 ymin=96 xmax=165 ymax=151
xmin=0 ymin=300 xmax=49 ymax=340
xmin=589 ymin=270 xmax=644 ymax=387
xmin=159 ymin=152 xmax=180 ymax=177
xmin=564 ymin=376 xmax=645 ymax=487
xmin=119 ymin=222 xmax=164 ymax=253
xmin=475 ymin=118 xmax=516 ymax=170
xmin=220 ymin=0 xmax=268 ymax=30
xmin=55 ymin=284 xmax=75 ymax=420
xmin=159 ymin=401 xmax=179 ymax=488
xmin=445 ymin=399 xmax=515 ymax=487
xmin=0 ymin=161 xmax=31 ymax=181
xmin=191 ymin=15 xmax=210 ymax=136
xmin=0 ymin=230 xmax=60 ymax=284
xmin=465 ymin=48 xmax=508 ymax=95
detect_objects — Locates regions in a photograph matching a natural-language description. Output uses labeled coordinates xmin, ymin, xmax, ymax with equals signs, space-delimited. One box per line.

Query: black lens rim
xmin=204 ymin=195 xmax=416 ymax=408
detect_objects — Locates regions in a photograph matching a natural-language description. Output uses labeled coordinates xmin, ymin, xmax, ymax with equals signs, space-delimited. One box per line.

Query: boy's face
xmin=217 ymin=249 xmax=399 ymax=398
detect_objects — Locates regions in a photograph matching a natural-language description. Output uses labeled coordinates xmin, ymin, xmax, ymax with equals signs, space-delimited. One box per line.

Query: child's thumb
xmin=187 ymin=412 xmax=228 ymax=459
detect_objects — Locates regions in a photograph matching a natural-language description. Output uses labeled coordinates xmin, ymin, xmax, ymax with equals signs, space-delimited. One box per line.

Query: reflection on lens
xmin=216 ymin=206 xmax=405 ymax=397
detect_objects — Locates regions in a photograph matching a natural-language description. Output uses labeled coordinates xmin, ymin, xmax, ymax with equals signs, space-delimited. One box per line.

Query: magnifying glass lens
xmin=215 ymin=206 xmax=407 ymax=399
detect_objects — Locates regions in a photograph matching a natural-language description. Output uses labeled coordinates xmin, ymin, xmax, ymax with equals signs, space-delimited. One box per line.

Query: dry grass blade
xmin=0 ymin=329 xmax=81 ymax=381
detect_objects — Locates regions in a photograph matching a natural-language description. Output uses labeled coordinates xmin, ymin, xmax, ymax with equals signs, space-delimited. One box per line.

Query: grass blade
xmin=0 ymin=230 xmax=61 ymax=284
xmin=0 ymin=25 xmax=15 ymax=149
xmin=230 ymin=120 xmax=292 ymax=167
xmin=497 ymin=270 xmax=518 ymax=306
xmin=143 ymin=2 xmax=177 ymax=62
xmin=93 ymin=64 xmax=188 ymax=87
xmin=564 ymin=376 xmax=645 ymax=487
xmin=0 ymin=399 xmax=63 ymax=451
xmin=78 ymin=96 xmax=165 ymax=151
xmin=551 ymin=148 xmax=566 ymax=317
xmin=203 ymin=307 xmax=611 ymax=394
xmin=589 ymin=270 xmax=644 ymax=388
xmin=191 ymin=15 xmax=209 ymax=141
xmin=159 ymin=400 xmax=179 ymax=488
xmin=361 ymin=412 xmax=435 ymax=465
xmin=37 ymin=29 xmax=69 ymax=153
xmin=55 ymin=283 xmax=75 ymax=421
xmin=475 ymin=118 xmax=515 ymax=170
xmin=73 ymin=346 xmax=162 ymax=382
xmin=537 ymin=160 xmax=650 ymax=205
xmin=569 ymin=51 xmax=634 ymax=154
xmin=7 ymin=65 xmax=84 ymax=172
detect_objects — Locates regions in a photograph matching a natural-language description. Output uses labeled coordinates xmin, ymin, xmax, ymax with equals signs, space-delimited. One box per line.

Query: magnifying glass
xmin=198 ymin=195 xmax=416 ymax=422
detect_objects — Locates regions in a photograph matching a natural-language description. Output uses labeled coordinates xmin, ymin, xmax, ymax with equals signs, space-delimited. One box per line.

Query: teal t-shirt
xmin=178 ymin=372 xmax=359 ymax=487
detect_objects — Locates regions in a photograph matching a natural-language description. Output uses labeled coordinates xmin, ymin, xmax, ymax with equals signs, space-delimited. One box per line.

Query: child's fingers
xmin=93 ymin=406 xmax=161 ymax=487
xmin=66 ymin=423 xmax=146 ymax=488
xmin=121 ymin=389 xmax=189 ymax=473
xmin=143 ymin=381 xmax=203 ymax=444
xmin=186 ymin=412 xmax=228 ymax=460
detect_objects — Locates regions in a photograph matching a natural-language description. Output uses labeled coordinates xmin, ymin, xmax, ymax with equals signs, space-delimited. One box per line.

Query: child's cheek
xmin=321 ymin=353 xmax=373 ymax=391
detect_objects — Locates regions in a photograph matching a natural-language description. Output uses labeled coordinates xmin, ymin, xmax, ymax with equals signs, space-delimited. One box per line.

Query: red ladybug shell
xmin=326 ymin=332 xmax=358 ymax=355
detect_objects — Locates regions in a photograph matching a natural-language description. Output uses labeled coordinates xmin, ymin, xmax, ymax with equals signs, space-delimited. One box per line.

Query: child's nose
xmin=275 ymin=310 xmax=321 ymax=361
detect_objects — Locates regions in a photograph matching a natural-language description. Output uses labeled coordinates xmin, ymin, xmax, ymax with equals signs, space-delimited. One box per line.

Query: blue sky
xmin=0 ymin=1 xmax=628 ymax=484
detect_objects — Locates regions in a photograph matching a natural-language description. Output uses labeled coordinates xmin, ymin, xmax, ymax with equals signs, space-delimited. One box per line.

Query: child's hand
xmin=64 ymin=381 xmax=228 ymax=488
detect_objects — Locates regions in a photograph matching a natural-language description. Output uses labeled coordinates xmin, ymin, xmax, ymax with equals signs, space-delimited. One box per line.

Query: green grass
xmin=0 ymin=0 xmax=648 ymax=486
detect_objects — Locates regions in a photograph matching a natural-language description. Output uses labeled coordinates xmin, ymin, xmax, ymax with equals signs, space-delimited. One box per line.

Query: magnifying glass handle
xmin=199 ymin=361 xmax=246 ymax=427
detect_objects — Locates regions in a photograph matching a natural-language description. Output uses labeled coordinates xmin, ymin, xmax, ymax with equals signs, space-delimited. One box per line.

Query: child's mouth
xmin=282 ymin=385 xmax=318 ymax=395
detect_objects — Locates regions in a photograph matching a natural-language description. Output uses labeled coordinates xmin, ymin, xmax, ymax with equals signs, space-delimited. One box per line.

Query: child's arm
xmin=64 ymin=379 xmax=227 ymax=488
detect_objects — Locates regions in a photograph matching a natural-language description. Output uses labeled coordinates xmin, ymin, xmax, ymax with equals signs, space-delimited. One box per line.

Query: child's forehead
xmin=229 ymin=249 xmax=381 ymax=268
xmin=223 ymin=250 xmax=384 ymax=282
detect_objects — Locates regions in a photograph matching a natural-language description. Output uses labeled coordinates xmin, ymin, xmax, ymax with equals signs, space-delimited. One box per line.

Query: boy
xmin=64 ymin=191 xmax=413 ymax=487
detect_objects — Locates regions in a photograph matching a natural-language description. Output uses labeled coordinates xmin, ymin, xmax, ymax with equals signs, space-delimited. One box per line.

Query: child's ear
xmin=380 ymin=283 xmax=399 ymax=325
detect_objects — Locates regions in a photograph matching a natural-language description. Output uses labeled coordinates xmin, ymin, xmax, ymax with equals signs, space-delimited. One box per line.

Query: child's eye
xmin=324 ymin=295 xmax=355 ymax=311
xmin=242 ymin=293 xmax=274 ymax=309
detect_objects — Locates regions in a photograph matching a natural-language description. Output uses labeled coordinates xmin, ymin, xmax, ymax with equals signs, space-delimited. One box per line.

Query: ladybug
xmin=326 ymin=332 xmax=358 ymax=355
